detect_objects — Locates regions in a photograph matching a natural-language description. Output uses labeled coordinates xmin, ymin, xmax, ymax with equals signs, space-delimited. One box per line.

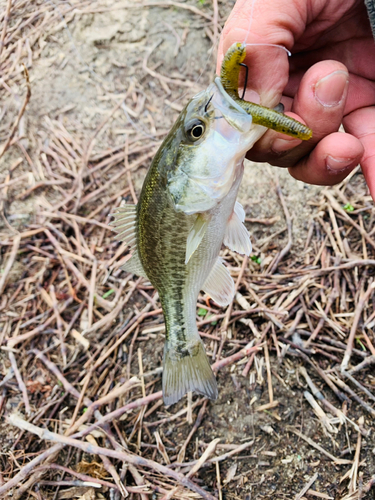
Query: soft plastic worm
xmin=220 ymin=43 xmax=313 ymax=141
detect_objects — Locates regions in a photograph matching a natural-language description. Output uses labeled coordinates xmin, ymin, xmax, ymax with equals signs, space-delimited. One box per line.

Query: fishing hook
xmin=239 ymin=62 xmax=248 ymax=100
xmin=204 ymin=94 xmax=214 ymax=112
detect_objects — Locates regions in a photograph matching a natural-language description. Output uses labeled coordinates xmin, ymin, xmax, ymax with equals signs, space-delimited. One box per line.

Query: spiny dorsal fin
xmin=185 ymin=214 xmax=209 ymax=265
xmin=110 ymin=204 xmax=137 ymax=252
xmin=223 ymin=201 xmax=252 ymax=255
xmin=111 ymin=204 xmax=136 ymax=219
xmin=202 ymin=257 xmax=235 ymax=307
xmin=163 ymin=340 xmax=217 ymax=405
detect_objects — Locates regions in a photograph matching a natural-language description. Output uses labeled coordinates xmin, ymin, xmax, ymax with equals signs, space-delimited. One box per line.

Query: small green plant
xmin=355 ymin=338 xmax=366 ymax=351
xmin=197 ymin=307 xmax=207 ymax=316
xmin=206 ymin=314 xmax=217 ymax=325
xmin=343 ymin=203 xmax=354 ymax=212
xmin=102 ymin=289 xmax=115 ymax=299
xmin=251 ymin=255 xmax=261 ymax=264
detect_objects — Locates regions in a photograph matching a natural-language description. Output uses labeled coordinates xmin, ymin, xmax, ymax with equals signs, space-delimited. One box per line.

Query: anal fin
xmin=163 ymin=341 xmax=218 ymax=405
xmin=223 ymin=201 xmax=252 ymax=255
xmin=202 ymin=257 xmax=234 ymax=307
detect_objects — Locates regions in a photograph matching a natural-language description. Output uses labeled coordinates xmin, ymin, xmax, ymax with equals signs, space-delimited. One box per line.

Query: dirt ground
xmin=0 ymin=1 xmax=375 ymax=499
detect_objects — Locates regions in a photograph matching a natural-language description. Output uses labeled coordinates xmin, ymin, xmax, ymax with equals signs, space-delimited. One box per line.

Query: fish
xmin=111 ymin=43 xmax=312 ymax=405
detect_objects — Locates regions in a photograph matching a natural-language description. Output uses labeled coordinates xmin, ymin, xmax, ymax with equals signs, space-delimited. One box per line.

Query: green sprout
xmin=102 ymin=289 xmax=115 ymax=299
xmin=206 ymin=314 xmax=217 ymax=326
xmin=343 ymin=203 xmax=354 ymax=212
xmin=251 ymin=255 xmax=261 ymax=264
xmin=197 ymin=307 xmax=207 ymax=316
xmin=356 ymin=338 xmax=366 ymax=351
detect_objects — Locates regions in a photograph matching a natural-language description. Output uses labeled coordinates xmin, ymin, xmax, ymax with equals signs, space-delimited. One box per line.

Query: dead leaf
xmin=58 ymin=487 xmax=95 ymax=499
xmin=223 ymin=463 xmax=237 ymax=484
xmin=78 ymin=488 xmax=96 ymax=500
xmin=76 ymin=460 xmax=108 ymax=479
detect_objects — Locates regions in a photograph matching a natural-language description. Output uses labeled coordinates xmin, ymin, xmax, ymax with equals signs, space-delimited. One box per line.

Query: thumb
xmin=217 ymin=0 xmax=307 ymax=107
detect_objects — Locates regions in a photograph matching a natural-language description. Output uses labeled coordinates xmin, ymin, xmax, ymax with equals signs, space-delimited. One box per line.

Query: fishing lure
xmin=219 ymin=42 xmax=312 ymax=140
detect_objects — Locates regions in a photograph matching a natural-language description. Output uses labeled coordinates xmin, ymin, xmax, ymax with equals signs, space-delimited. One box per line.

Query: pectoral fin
xmin=223 ymin=201 xmax=252 ymax=255
xmin=185 ymin=214 xmax=209 ymax=264
xmin=202 ymin=257 xmax=235 ymax=307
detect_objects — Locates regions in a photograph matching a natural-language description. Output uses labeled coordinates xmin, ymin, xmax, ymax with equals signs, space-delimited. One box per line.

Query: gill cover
xmin=167 ymin=81 xmax=256 ymax=215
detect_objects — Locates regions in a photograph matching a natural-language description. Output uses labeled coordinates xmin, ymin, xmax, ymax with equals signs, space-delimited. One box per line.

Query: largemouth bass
xmin=112 ymin=43 xmax=312 ymax=405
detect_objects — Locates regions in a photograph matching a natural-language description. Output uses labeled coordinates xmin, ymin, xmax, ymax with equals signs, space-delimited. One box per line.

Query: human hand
xmin=217 ymin=0 xmax=375 ymax=199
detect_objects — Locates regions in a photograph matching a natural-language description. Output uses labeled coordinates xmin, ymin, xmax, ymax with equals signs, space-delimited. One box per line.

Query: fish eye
xmin=185 ymin=119 xmax=206 ymax=142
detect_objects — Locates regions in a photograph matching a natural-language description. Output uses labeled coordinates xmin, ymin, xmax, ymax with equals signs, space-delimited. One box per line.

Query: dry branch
xmin=7 ymin=414 xmax=218 ymax=500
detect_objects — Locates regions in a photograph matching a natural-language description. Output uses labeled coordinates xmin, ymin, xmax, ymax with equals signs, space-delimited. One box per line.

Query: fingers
xmin=344 ymin=107 xmax=375 ymax=200
xmin=287 ymin=132 xmax=364 ymax=185
xmin=246 ymin=59 xmax=366 ymax=185
xmin=217 ymin=0 xmax=308 ymax=106
xmin=247 ymin=60 xmax=358 ymax=186
xmin=218 ymin=0 xmax=374 ymax=192
xmin=249 ymin=60 xmax=349 ymax=158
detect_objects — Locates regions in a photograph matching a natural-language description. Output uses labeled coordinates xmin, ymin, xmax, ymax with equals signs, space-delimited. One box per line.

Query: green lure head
xmin=220 ymin=43 xmax=313 ymax=141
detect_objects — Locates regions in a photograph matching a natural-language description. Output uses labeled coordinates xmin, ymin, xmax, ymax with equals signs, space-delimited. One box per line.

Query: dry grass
xmin=0 ymin=1 xmax=375 ymax=499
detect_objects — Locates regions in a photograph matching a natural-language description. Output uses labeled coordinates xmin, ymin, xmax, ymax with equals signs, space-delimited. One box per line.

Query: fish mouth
xmin=214 ymin=76 xmax=250 ymax=116
xmin=208 ymin=80 xmax=253 ymax=135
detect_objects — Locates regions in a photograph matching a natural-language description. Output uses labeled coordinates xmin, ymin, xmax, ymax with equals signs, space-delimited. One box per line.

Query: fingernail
xmin=326 ymin=155 xmax=358 ymax=173
xmin=315 ymin=71 xmax=348 ymax=107
xmin=272 ymin=137 xmax=301 ymax=153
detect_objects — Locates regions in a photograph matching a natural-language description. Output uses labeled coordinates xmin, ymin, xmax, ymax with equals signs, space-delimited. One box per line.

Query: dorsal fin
xmin=121 ymin=252 xmax=147 ymax=279
xmin=223 ymin=201 xmax=252 ymax=255
xmin=110 ymin=204 xmax=137 ymax=252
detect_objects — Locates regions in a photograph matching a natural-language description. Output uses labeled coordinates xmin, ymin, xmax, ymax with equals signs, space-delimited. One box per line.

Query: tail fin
xmin=163 ymin=340 xmax=218 ymax=405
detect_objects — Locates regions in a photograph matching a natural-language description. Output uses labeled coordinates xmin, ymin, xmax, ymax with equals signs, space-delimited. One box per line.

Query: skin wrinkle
xmin=291 ymin=38 xmax=375 ymax=77
xmin=344 ymin=124 xmax=375 ymax=140
xmin=344 ymin=107 xmax=375 ymax=137
xmin=360 ymin=150 xmax=375 ymax=164
xmin=344 ymin=76 xmax=375 ymax=114
xmin=298 ymin=2 xmax=365 ymax=48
